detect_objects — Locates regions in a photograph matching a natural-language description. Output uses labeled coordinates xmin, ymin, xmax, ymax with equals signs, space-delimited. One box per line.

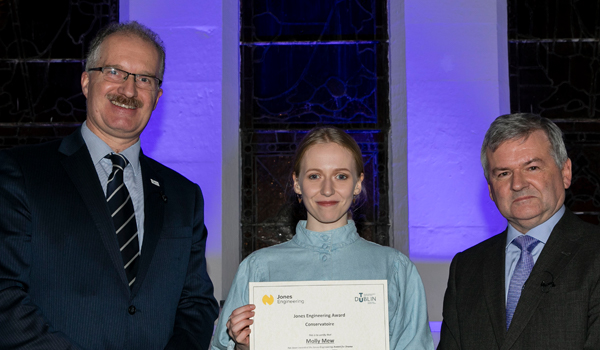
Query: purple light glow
xmin=405 ymin=0 xmax=509 ymax=261
xmin=122 ymin=0 xmax=224 ymax=299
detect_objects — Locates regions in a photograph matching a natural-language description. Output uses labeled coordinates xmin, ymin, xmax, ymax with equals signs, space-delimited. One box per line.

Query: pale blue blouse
xmin=211 ymin=220 xmax=434 ymax=350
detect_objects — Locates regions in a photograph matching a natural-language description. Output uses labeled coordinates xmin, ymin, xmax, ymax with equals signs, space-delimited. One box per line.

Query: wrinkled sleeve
xmin=211 ymin=255 xmax=256 ymax=350
xmin=585 ymin=269 xmax=600 ymax=349
xmin=390 ymin=254 xmax=435 ymax=350
xmin=0 ymin=151 xmax=79 ymax=348
xmin=165 ymin=184 xmax=219 ymax=350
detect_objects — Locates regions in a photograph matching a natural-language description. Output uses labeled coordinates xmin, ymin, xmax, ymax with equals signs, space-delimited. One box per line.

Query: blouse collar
xmin=293 ymin=220 xmax=360 ymax=250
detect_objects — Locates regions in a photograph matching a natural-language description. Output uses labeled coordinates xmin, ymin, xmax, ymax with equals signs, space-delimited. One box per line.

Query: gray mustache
xmin=107 ymin=94 xmax=143 ymax=109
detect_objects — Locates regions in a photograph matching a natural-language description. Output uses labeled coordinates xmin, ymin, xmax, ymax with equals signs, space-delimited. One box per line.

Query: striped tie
xmin=106 ymin=153 xmax=140 ymax=288
xmin=506 ymin=235 xmax=539 ymax=329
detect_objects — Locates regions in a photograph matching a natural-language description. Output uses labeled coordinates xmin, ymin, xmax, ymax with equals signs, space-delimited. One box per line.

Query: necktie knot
xmin=512 ymin=235 xmax=539 ymax=253
xmin=106 ymin=153 xmax=129 ymax=168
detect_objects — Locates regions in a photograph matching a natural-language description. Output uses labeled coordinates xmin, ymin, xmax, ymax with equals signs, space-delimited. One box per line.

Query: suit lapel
xmin=130 ymin=155 xmax=165 ymax=296
xmin=59 ymin=131 xmax=130 ymax=288
xmin=483 ymin=231 xmax=508 ymax=349
xmin=500 ymin=210 xmax=582 ymax=350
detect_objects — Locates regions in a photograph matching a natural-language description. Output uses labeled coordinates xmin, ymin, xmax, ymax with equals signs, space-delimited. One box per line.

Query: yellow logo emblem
xmin=262 ymin=295 xmax=274 ymax=305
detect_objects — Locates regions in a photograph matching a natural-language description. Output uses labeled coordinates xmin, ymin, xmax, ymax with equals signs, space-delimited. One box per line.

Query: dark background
xmin=1 ymin=0 xmax=597 ymax=261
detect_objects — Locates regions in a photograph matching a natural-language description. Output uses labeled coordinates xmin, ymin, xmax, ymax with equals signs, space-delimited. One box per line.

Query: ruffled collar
xmin=293 ymin=220 xmax=360 ymax=250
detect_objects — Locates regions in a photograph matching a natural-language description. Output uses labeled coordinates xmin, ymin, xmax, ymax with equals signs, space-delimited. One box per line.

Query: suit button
xmin=128 ymin=305 xmax=136 ymax=315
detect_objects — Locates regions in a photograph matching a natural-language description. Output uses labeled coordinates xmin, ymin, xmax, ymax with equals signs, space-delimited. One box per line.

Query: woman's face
xmin=293 ymin=142 xmax=363 ymax=232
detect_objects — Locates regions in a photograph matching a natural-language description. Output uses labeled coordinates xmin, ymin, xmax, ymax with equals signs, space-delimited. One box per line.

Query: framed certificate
xmin=249 ymin=280 xmax=389 ymax=349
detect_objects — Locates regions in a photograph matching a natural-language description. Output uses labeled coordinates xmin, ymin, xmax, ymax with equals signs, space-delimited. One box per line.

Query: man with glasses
xmin=0 ymin=21 xmax=218 ymax=349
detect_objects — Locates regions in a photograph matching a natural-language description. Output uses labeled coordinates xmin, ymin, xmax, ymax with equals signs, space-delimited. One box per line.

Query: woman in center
xmin=212 ymin=126 xmax=434 ymax=350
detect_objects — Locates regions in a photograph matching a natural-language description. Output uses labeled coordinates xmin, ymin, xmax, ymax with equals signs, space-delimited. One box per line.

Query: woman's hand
xmin=226 ymin=304 xmax=256 ymax=350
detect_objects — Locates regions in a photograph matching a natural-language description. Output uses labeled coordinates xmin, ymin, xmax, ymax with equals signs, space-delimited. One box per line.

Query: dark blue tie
xmin=106 ymin=153 xmax=140 ymax=288
xmin=506 ymin=235 xmax=539 ymax=329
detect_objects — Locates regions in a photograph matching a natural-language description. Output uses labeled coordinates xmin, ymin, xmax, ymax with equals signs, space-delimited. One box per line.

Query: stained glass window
xmin=0 ymin=0 xmax=118 ymax=148
xmin=508 ymin=0 xmax=600 ymax=224
xmin=240 ymin=0 xmax=390 ymax=259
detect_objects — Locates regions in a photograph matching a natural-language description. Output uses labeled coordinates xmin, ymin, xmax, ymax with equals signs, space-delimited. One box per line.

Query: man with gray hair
xmin=439 ymin=113 xmax=600 ymax=349
xmin=0 ymin=21 xmax=218 ymax=349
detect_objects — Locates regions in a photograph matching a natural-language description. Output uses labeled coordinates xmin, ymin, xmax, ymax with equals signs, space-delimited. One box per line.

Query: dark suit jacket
xmin=438 ymin=209 xmax=600 ymax=350
xmin=0 ymin=130 xmax=219 ymax=349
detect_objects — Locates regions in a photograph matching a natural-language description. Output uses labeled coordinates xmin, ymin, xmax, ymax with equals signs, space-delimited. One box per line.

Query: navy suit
xmin=439 ymin=209 xmax=600 ymax=350
xmin=0 ymin=129 xmax=218 ymax=349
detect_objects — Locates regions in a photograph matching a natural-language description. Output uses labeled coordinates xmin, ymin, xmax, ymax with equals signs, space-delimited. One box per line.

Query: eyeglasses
xmin=88 ymin=67 xmax=162 ymax=90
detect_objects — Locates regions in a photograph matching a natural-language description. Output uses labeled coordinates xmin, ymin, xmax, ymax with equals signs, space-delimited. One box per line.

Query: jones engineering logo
xmin=262 ymin=295 xmax=274 ymax=305
xmin=355 ymin=292 xmax=377 ymax=304
xmin=262 ymin=294 xmax=305 ymax=305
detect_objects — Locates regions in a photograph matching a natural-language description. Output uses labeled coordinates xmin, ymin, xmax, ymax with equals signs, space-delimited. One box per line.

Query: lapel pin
xmin=151 ymin=179 xmax=160 ymax=187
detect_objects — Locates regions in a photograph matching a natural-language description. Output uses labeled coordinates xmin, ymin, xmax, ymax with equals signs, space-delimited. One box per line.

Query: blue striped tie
xmin=106 ymin=153 xmax=140 ymax=288
xmin=506 ymin=235 xmax=539 ymax=329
